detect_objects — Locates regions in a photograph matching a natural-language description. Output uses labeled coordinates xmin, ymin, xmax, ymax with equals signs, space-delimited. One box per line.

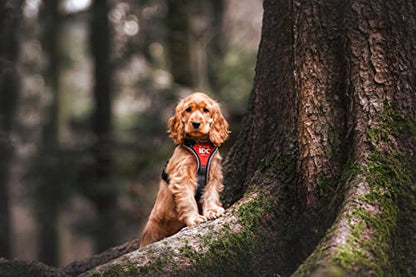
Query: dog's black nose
xmin=192 ymin=121 xmax=201 ymax=129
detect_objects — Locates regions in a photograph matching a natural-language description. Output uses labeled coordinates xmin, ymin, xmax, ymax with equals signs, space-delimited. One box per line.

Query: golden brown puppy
xmin=139 ymin=92 xmax=229 ymax=247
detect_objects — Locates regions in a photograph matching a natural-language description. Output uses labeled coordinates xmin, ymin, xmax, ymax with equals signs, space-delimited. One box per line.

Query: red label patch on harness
xmin=192 ymin=142 xmax=216 ymax=166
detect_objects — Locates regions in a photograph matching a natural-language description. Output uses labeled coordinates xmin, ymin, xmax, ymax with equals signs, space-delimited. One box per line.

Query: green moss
xmin=324 ymin=151 xmax=404 ymax=274
xmin=292 ymin=153 xmax=401 ymax=276
xmin=366 ymin=106 xmax=416 ymax=276
xmin=235 ymin=192 xmax=266 ymax=227
xmin=192 ymin=194 xmax=268 ymax=275
xmin=100 ymin=264 xmax=137 ymax=277
xmin=331 ymin=104 xmax=416 ymax=275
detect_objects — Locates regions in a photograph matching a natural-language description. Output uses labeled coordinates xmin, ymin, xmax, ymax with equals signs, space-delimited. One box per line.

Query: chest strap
xmin=161 ymin=139 xmax=218 ymax=202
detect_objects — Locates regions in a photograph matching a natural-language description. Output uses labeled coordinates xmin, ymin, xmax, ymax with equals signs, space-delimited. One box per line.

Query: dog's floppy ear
xmin=168 ymin=99 xmax=185 ymax=145
xmin=209 ymin=101 xmax=230 ymax=147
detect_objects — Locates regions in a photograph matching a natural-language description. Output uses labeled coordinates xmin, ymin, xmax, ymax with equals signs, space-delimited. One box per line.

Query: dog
xmin=139 ymin=92 xmax=230 ymax=247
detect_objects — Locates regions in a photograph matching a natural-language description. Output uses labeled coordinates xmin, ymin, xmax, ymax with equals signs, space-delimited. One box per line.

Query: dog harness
xmin=161 ymin=139 xmax=218 ymax=201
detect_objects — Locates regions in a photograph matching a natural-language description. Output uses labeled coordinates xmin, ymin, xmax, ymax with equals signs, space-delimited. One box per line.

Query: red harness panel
xmin=191 ymin=142 xmax=216 ymax=167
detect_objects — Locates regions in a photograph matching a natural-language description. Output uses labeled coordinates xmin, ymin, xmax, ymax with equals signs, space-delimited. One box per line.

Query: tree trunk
xmin=1 ymin=0 xmax=415 ymax=275
xmin=41 ymin=0 xmax=63 ymax=148
xmin=166 ymin=0 xmax=194 ymax=88
xmin=207 ymin=0 xmax=226 ymax=94
xmin=0 ymin=0 xmax=22 ymax=259
xmin=37 ymin=0 xmax=63 ymax=266
xmin=166 ymin=0 xmax=225 ymax=91
xmin=89 ymin=0 xmax=117 ymax=253
xmin=293 ymin=0 xmax=416 ymax=275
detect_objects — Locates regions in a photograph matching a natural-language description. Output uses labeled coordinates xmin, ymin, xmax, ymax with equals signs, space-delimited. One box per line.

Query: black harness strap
xmin=161 ymin=161 xmax=170 ymax=184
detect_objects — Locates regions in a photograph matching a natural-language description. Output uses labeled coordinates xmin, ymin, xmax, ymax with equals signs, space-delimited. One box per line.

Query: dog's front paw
xmin=204 ymin=207 xmax=225 ymax=220
xmin=185 ymin=214 xmax=207 ymax=226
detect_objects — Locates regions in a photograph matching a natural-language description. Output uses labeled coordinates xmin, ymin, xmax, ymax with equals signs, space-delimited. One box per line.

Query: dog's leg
xmin=170 ymin=174 xmax=206 ymax=226
xmin=202 ymin=158 xmax=225 ymax=220
xmin=139 ymin=219 xmax=163 ymax=247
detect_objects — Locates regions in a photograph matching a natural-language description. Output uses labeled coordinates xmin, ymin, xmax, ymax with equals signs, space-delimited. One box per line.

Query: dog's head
xmin=168 ymin=92 xmax=230 ymax=146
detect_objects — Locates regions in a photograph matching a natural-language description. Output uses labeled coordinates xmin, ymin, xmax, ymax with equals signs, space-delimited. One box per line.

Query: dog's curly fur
xmin=139 ymin=92 xmax=229 ymax=247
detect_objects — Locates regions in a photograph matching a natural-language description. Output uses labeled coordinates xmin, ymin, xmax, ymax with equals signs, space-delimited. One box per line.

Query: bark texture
xmin=294 ymin=0 xmax=347 ymax=208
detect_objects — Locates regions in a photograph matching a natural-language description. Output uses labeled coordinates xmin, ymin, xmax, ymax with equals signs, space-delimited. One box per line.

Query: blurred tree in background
xmin=0 ymin=0 xmax=262 ymax=266
xmin=88 ymin=0 xmax=117 ymax=254
xmin=0 ymin=0 xmax=23 ymax=260
xmin=34 ymin=0 xmax=65 ymax=265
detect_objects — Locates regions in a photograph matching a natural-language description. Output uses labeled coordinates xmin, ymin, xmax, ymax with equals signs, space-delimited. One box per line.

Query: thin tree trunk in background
xmin=38 ymin=0 xmax=63 ymax=266
xmin=42 ymin=0 xmax=63 ymax=149
xmin=207 ymin=0 xmax=226 ymax=94
xmin=0 ymin=0 xmax=22 ymax=259
xmin=166 ymin=0 xmax=225 ymax=92
xmin=166 ymin=0 xmax=194 ymax=88
xmin=90 ymin=0 xmax=117 ymax=253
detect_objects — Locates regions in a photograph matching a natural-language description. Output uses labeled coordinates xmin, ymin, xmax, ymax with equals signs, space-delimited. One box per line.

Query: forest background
xmin=0 ymin=0 xmax=262 ymax=267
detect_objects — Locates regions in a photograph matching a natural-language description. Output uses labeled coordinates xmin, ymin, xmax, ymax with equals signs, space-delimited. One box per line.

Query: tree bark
xmin=294 ymin=0 xmax=347 ymax=209
xmin=0 ymin=0 xmax=22 ymax=259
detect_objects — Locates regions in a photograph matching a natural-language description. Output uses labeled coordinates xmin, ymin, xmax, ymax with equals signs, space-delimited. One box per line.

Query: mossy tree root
xmin=80 ymin=188 xmax=280 ymax=277
xmin=292 ymin=150 xmax=416 ymax=276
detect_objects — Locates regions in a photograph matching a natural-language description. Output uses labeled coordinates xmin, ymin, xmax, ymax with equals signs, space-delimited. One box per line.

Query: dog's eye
xmin=185 ymin=107 xmax=192 ymax=113
xmin=203 ymin=108 xmax=209 ymax=113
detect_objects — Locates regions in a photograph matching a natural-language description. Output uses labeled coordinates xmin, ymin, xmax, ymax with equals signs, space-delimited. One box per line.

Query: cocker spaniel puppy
xmin=139 ymin=92 xmax=230 ymax=247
